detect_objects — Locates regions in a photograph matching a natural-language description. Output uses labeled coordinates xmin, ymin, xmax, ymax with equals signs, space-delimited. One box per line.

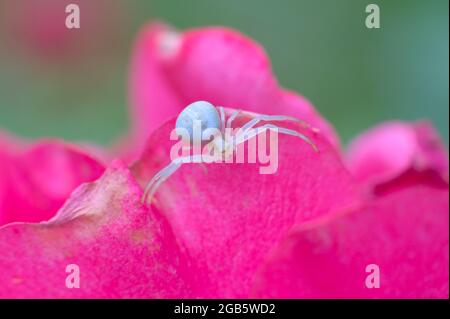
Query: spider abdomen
xmin=175 ymin=101 xmax=221 ymax=138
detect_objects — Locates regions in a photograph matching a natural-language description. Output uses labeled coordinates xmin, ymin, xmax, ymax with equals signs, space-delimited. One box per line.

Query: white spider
xmin=141 ymin=101 xmax=319 ymax=204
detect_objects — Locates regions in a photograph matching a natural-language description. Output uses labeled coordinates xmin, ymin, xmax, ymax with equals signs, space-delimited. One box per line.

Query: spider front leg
xmin=216 ymin=107 xmax=241 ymax=130
xmin=240 ymin=114 xmax=316 ymax=134
xmin=218 ymin=106 xmax=226 ymax=132
xmin=235 ymin=123 xmax=319 ymax=152
xmin=142 ymin=154 xmax=202 ymax=204
xmin=141 ymin=154 xmax=218 ymax=205
xmin=226 ymin=110 xmax=241 ymax=128
xmin=141 ymin=156 xmax=185 ymax=204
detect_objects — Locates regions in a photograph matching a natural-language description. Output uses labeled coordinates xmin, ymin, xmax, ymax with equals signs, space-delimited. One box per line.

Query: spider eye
xmin=175 ymin=101 xmax=220 ymax=138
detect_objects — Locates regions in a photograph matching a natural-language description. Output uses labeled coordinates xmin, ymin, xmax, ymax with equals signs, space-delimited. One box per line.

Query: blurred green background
xmin=0 ymin=0 xmax=448 ymax=146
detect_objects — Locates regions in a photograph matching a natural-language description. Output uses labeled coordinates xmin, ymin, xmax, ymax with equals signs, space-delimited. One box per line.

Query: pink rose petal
xmin=252 ymin=170 xmax=449 ymax=298
xmin=0 ymin=137 xmax=105 ymax=226
xmin=128 ymin=23 xmax=339 ymax=157
xmin=132 ymin=108 xmax=361 ymax=297
xmin=0 ymin=160 xmax=198 ymax=298
xmin=346 ymin=121 xmax=449 ymax=187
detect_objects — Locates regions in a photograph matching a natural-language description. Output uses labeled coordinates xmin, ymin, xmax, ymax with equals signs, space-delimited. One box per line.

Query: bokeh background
xmin=0 ymin=0 xmax=448 ymax=147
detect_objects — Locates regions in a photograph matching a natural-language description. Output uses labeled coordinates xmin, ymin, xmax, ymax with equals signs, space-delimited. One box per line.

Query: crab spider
xmin=141 ymin=100 xmax=319 ymax=204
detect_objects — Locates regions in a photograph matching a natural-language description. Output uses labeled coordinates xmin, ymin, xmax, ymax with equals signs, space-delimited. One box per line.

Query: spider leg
xmin=235 ymin=127 xmax=260 ymax=145
xmin=218 ymin=106 xmax=226 ymax=133
xmin=236 ymin=124 xmax=318 ymax=152
xmin=240 ymin=114 xmax=313 ymax=134
xmin=141 ymin=157 xmax=185 ymax=204
xmin=263 ymin=124 xmax=318 ymax=152
xmin=226 ymin=110 xmax=241 ymax=128
xmin=141 ymin=154 xmax=215 ymax=204
xmin=142 ymin=166 xmax=179 ymax=204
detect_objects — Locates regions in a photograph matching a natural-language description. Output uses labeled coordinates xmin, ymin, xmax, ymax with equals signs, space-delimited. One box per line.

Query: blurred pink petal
xmin=132 ymin=108 xmax=361 ymax=297
xmin=0 ymin=135 xmax=105 ymax=226
xmin=1 ymin=0 xmax=126 ymax=62
xmin=346 ymin=121 xmax=449 ymax=187
xmin=252 ymin=170 xmax=449 ymax=298
xmin=128 ymin=23 xmax=339 ymax=157
xmin=0 ymin=160 xmax=198 ymax=298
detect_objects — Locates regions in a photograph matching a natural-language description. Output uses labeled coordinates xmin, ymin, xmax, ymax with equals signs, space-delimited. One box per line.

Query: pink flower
xmin=0 ymin=0 xmax=126 ymax=62
xmin=0 ymin=132 xmax=105 ymax=226
xmin=346 ymin=121 xmax=449 ymax=186
xmin=0 ymin=23 xmax=448 ymax=298
xmin=0 ymin=161 xmax=200 ymax=298
xmin=128 ymin=23 xmax=340 ymax=158
xmin=253 ymin=122 xmax=449 ymax=298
